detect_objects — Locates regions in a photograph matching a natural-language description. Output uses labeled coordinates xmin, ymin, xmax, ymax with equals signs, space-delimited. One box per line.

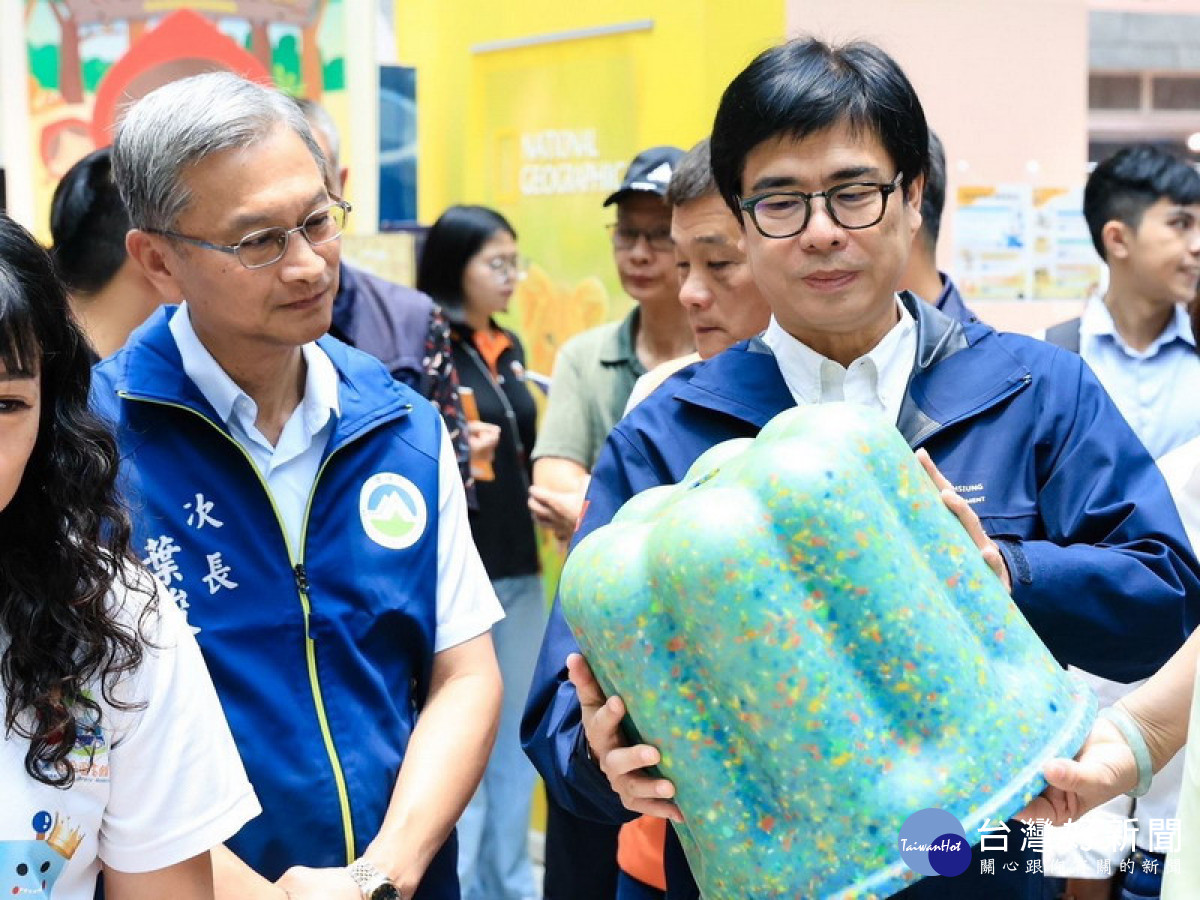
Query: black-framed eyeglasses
xmin=607 ymin=223 xmax=674 ymax=252
xmin=738 ymin=173 xmax=903 ymax=239
xmin=145 ymin=199 xmax=352 ymax=269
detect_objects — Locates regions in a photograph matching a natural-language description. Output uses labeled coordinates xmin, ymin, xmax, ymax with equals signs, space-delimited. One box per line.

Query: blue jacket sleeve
xmin=999 ymin=357 xmax=1200 ymax=683
xmin=521 ymin=428 xmax=662 ymax=824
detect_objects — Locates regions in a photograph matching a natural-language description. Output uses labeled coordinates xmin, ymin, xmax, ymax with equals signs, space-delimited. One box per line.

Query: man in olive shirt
xmin=528 ymin=146 xmax=692 ymax=544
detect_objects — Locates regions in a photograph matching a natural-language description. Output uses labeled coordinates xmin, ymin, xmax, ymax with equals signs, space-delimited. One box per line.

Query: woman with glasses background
xmin=416 ymin=205 xmax=543 ymax=900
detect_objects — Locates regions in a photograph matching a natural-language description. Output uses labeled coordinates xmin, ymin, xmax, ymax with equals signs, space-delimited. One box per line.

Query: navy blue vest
xmin=91 ymin=309 xmax=457 ymax=896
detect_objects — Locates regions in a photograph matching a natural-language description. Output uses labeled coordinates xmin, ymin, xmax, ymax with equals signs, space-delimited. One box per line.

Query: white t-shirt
xmin=0 ymin=569 xmax=260 ymax=899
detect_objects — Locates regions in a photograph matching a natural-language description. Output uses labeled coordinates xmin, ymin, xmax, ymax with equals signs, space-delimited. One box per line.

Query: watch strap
xmin=346 ymin=859 xmax=402 ymax=900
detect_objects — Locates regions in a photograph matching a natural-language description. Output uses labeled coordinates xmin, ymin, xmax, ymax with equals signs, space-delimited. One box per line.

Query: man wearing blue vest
xmin=523 ymin=38 xmax=1200 ymax=900
xmin=92 ymin=72 xmax=503 ymax=900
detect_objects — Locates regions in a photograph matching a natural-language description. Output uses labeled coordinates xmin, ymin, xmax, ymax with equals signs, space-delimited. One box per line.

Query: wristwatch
xmin=347 ymin=859 xmax=403 ymax=900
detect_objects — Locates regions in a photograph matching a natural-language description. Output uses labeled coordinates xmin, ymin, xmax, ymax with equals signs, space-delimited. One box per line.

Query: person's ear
xmin=904 ymin=172 xmax=925 ymax=236
xmin=1102 ymin=219 xmax=1132 ymax=261
xmin=125 ymin=229 xmax=185 ymax=303
xmin=338 ymin=166 xmax=350 ymax=194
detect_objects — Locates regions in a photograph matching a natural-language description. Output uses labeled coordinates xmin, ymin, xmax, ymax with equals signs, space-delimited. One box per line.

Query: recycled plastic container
xmin=560 ymin=403 xmax=1095 ymax=899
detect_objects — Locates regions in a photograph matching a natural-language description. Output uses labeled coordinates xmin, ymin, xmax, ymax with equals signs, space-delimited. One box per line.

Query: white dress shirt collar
xmin=168 ymin=303 xmax=340 ymax=438
xmin=762 ymin=298 xmax=917 ymax=424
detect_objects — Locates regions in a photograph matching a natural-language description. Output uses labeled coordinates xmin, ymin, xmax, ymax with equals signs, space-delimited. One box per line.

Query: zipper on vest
xmin=118 ymin=393 xmax=359 ymax=865
xmin=295 ymin=563 xmax=311 ymax=596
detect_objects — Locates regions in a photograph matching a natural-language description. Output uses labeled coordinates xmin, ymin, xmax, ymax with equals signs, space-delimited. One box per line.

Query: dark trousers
xmin=617 ymin=871 xmax=666 ymax=900
xmin=543 ymin=795 xmax=620 ymax=900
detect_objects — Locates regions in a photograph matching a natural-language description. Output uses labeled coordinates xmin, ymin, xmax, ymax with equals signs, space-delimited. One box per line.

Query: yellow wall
xmin=394 ymin=1 xmax=785 ymax=381
xmin=396 ymin=2 xmax=785 ymax=223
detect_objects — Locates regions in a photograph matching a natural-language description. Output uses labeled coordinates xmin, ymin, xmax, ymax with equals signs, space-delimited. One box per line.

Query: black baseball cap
xmin=603 ymin=145 xmax=685 ymax=207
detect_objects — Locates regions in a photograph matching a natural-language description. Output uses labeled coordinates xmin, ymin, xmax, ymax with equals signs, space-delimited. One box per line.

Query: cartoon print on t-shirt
xmin=0 ymin=811 xmax=82 ymax=897
xmin=64 ymin=695 xmax=109 ymax=783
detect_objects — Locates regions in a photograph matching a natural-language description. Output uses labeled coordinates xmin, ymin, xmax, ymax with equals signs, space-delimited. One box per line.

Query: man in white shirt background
xmin=1041 ymin=143 xmax=1200 ymax=900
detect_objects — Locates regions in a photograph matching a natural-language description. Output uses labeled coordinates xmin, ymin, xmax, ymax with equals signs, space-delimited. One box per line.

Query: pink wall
xmin=784 ymin=0 xmax=1091 ymax=333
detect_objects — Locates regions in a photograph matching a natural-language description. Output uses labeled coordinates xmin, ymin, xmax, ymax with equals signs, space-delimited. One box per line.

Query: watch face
xmin=369 ymin=884 xmax=402 ymax=900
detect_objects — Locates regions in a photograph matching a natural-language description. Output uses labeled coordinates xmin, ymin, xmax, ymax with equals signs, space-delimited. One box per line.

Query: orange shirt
xmin=473 ymin=327 xmax=513 ymax=376
xmin=617 ymin=815 xmax=667 ymax=891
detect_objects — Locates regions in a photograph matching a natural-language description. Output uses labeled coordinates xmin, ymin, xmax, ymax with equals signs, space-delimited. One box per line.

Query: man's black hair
xmin=710 ymin=37 xmax=929 ymax=220
xmin=919 ymin=130 xmax=946 ymax=253
xmin=1083 ymin=144 xmax=1200 ymax=261
xmin=49 ymin=148 xmax=131 ymax=295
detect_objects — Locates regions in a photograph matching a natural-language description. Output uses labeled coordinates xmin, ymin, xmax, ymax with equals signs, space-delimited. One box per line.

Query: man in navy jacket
xmin=523 ymin=37 xmax=1200 ymax=900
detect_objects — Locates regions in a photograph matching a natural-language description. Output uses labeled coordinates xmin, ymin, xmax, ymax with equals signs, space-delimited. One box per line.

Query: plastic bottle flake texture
xmin=560 ymin=403 xmax=1095 ymax=899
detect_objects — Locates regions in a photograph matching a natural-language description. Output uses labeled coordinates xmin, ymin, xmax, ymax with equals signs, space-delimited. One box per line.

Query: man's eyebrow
xmin=748 ymin=165 xmax=885 ymax=194
xmin=748 ymin=175 xmax=802 ymax=193
xmin=694 ymin=233 xmax=733 ymax=245
xmin=828 ymin=165 xmax=883 ymax=182
xmin=226 ymin=189 xmax=330 ymax=233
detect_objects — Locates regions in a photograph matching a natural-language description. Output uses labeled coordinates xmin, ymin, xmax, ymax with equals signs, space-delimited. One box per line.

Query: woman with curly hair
xmin=0 ymin=213 xmax=259 ymax=899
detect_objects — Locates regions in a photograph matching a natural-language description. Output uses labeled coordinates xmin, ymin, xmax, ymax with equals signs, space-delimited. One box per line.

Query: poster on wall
xmin=1030 ymin=187 xmax=1103 ymax=301
xmin=953 ymin=184 xmax=1033 ymax=301
xmin=378 ymin=64 xmax=417 ymax=229
xmin=471 ymin=32 xmax=644 ymax=382
xmin=22 ymin=0 xmax=347 ymax=235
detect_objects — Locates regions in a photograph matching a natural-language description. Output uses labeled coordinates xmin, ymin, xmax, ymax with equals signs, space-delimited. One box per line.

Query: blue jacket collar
xmin=936 ymin=272 xmax=977 ymax=324
xmin=672 ymin=292 xmax=1030 ymax=445
xmin=109 ymin=306 xmax=412 ymax=444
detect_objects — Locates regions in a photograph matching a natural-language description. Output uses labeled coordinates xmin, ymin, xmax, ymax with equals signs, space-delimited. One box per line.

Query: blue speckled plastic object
xmin=560 ymin=403 xmax=1095 ymax=899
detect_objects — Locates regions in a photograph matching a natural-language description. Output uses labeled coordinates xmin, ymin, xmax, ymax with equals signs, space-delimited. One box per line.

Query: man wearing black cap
xmin=526 ymin=146 xmax=693 ymax=900
xmin=528 ymin=146 xmax=693 ymax=545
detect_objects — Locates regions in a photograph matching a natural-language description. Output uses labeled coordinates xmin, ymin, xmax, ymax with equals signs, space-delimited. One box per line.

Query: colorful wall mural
xmin=22 ymin=0 xmax=346 ymax=236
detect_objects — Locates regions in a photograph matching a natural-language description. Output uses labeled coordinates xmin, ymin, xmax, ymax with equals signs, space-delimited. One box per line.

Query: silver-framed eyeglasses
xmin=145 ymin=199 xmax=351 ymax=269
xmin=607 ymin=223 xmax=674 ymax=252
xmin=738 ymin=173 xmax=903 ymax=239
xmin=483 ymin=254 xmax=528 ymax=281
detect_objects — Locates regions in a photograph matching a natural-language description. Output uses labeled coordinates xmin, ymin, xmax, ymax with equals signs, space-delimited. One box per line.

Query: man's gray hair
xmin=666 ymin=139 xmax=717 ymax=207
xmin=112 ymin=72 xmax=325 ymax=231
xmin=293 ymin=97 xmax=341 ymax=171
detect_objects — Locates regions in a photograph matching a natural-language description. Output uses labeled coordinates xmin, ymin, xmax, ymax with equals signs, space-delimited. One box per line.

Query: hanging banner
xmin=378 ymin=64 xmax=417 ymax=228
xmin=469 ymin=32 xmax=646 ymax=381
